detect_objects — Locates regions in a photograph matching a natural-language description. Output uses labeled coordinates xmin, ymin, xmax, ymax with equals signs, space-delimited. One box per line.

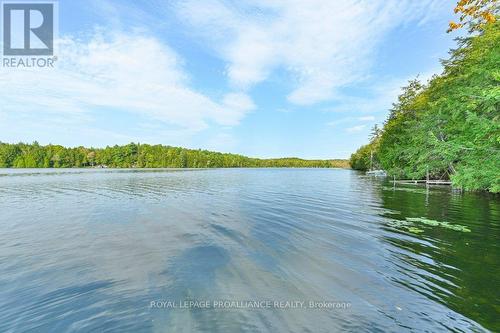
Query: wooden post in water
xmin=370 ymin=150 xmax=373 ymax=171
xmin=426 ymin=166 xmax=429 ymax=186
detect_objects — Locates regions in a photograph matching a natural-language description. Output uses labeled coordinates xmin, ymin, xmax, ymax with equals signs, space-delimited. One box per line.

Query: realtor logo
xmin=2 ymin=2 xmax=54 ymax=56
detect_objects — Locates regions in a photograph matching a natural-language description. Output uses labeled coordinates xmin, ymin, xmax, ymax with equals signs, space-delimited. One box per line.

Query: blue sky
xmin=0 ymin=0 xmax=461 ymax=159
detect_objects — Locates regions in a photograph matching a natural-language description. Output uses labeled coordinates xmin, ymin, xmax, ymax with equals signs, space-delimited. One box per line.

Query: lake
xmin=0 ymin=168 xmax=498 ymax=332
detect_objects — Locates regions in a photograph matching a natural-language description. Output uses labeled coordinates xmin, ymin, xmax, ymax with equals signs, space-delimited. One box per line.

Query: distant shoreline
xmin=0 ymin=166 xmax=351 ymax=170
xmin=0 ymin=142 xmax=350 ymax=169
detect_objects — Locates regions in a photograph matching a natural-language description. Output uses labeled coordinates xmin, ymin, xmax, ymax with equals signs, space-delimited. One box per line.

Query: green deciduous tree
xmin=0 ymin=142 xmax=349 ymax=170
xmin=351 ymin=21 xmax=500 ymax=192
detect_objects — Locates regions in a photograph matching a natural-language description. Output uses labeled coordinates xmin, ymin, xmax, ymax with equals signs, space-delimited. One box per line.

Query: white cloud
xmin=358 ymin=116 xmax=375 ymax=121
xmin=0 ymin=31 xmax=255 ymax=137
xmin=219 ymin=93 xmax=256 ymax=125
xmin=346 ymin=125 xmax=366 ymax=133
xmin=205 ymin=132 xmax=238 ymax=152
xmin=176 ymin=0 xmax=447 ymax=105
xmin=327 ymin=118 xmax=352 ymax=127
xmin=324 ymin=67 xmax=442 ymax=117
xmin=327 ymin=115 xmax=375 ymax=127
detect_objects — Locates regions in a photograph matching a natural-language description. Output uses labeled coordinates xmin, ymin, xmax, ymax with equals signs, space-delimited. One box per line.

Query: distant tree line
xmin=0 ymin=142 xmax=349 ymax=169
xmin=350 ymin=20 xmax=499 ymax=192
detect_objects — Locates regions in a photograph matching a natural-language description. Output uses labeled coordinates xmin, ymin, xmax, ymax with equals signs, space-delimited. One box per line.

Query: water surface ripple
xmin=0 ymin=168 xmax=498 ymax=332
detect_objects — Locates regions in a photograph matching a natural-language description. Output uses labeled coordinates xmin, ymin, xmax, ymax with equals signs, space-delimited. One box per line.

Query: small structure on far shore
xmin=365 ymin=150 xmax=387 ymax=177
xmin=366 ymin=170 xmax=387 ymax=177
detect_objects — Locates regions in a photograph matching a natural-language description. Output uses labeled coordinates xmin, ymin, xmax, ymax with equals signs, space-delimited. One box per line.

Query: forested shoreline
xmin=350 ymin=21 xmax=499 ymax=193
xmin=0 ymin=142 xmax=349 ymax=169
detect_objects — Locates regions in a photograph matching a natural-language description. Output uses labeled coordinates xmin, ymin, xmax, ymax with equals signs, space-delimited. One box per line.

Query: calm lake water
xmin=0 ymin=168 xmax=498 ymax=332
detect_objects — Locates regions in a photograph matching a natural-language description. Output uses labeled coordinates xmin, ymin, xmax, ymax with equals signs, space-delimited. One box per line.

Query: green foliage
xmin=349 ymin=125 xmax=381 ymax=171
xmin=349 ymin=144 xmax=372 ymax=171
xmin=0 ymin=142 xmax=349 ymax=169
xmin=352 ymin=21 xmax=500 ymax=192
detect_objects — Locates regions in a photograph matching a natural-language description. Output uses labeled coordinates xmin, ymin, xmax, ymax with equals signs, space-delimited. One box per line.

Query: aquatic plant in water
xmin=407 ymin=227 xmax=425 ymax=234
xmin=388 ymin=217 xmax=471 ymax=234
xmin=387 ymin=220 xmax=424 ymax=234
xmin=382 ymin=186 xmax=429 ymax=194
xmin=405 ymin=217 xmax=471 ymax=232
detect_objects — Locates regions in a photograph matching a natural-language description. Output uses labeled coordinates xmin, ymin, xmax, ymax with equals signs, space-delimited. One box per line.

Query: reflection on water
xmin=0 ymin=169 xmax=498 ymax=332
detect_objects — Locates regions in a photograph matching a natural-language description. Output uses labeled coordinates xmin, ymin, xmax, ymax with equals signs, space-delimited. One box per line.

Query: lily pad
xmin=405 ymin=217 xmax=471 ymax=232
xmin=406 ymin=227 xmax=425 ymax=234
xmin=388 ymin=220 xmax=413 ymax=228
xmin=383 ymin=187 xmax=428 ymax=194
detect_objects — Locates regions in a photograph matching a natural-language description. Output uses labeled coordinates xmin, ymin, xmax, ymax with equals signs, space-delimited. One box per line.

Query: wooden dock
xmin=393 ymin=179 xmax=452 ymax=185
xmin=426 ymin=180 xmax=452 ymax=185
xmin=392 ymin=167 xmax=452 ymax=186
